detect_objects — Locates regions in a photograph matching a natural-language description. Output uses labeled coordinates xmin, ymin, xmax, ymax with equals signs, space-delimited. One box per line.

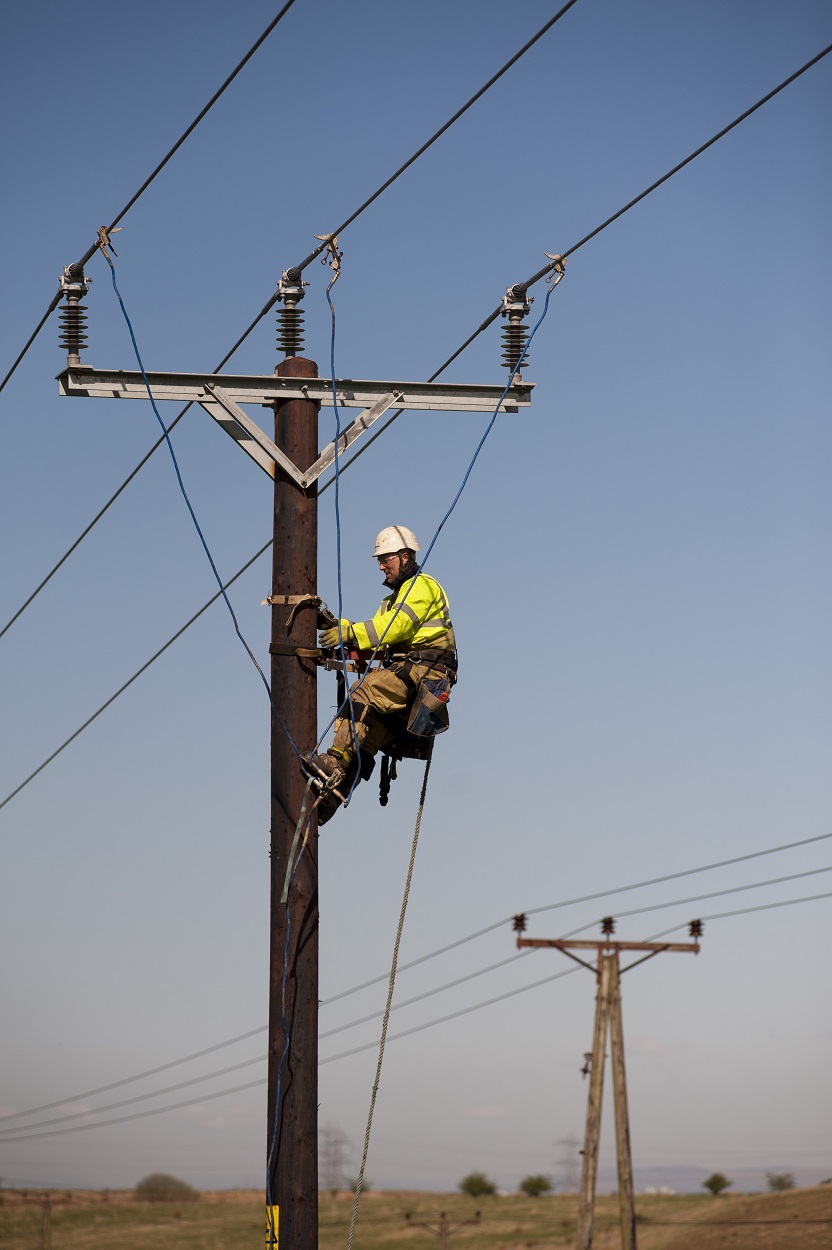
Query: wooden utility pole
xmin=57 ymin=263 xmax=535 ymax=1250
xmin=514 ymin=916 xmax=702 ymax=1250
xmin=267 ymin=354 xmax=320 ymax=1250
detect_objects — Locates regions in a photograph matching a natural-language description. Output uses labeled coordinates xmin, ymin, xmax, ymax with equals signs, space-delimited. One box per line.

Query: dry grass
xmin=1 ymin=1185 xmax=830 ymax=1249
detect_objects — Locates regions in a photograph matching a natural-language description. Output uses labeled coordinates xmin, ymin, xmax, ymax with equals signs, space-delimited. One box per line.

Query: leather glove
xmin=319 ymin=621 xmax=354 ymax=649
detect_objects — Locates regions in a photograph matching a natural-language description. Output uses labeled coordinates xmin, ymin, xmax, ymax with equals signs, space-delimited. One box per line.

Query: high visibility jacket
xmin=350 ymin=570 xmax=456 ymax=656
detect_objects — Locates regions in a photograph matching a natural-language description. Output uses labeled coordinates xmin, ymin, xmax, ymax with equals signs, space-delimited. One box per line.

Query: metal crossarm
xmin=58 ymin=367 xmax=533 ymax=481
xmin=57 ymin=368 xmax=533 ymax=410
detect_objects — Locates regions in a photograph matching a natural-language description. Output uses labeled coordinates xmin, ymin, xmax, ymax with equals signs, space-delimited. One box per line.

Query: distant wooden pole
xmin=515 ymin=919 xmax=701 ymax=1250
xmin=609 ymin=954 xmax=637 ymax=1250
xmin=576 ymin=954 xmax=613 ymax=1250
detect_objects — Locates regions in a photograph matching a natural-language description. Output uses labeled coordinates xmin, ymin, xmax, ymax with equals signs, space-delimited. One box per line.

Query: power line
xmin=0 ymin=1054 xmax=265 ymax=1137
xmin=286 ymin=0 xmax=581 ymax=278
xmin=645 ymin=889 xmax=832 ymax=940
xmin=328 ymin=38 xmax=832 ymax=457
xmin=0 ymin=537 xmax=270 ymax=813
xmin=4 ymin=847 xmax=829 ymax=1132
xmin=0 ymin=295 xmax=276 ymax=642
xmin=0 ymin=2 xmax=582 ymax=637
xmin=0 ymin=1024 xmax=267 ymax=1123
xmin=2 ymin=889 xmax=827 ymax=1144
xmin=0 ymin=1078 xmax=266 ymax=1145
xmin=0 ymin=1 xmax=300 ymax=398
xmin=0 ymin=953 xmax=536 ymax=1139
xmin=6 ymin=31 xmax=825 ymax=656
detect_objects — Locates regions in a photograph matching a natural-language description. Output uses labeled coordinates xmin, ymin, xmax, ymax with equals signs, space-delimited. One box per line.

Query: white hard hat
xmin=373 ymin=526 xmax=421 ymax=557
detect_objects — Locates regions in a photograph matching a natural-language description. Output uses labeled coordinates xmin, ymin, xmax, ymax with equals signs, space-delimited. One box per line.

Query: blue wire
xmin=103 ymin=255 xmax=304 ymax=769
xmin=103 ymin=253 xmax=309 ymax=1238
xmin=315 ymin=278 xmax=557 ymax=749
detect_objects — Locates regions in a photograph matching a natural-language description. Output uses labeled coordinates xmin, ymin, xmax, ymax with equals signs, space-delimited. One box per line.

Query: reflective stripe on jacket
xmin=352 ymin=572 xmax=455 ymax=655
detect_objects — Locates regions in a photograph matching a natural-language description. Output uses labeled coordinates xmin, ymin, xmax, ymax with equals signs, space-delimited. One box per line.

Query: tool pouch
xmin=406 ymin=675 xmax=451 ymax=738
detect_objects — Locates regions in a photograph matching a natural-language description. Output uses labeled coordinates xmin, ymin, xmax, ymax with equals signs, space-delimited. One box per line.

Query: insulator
xmin=276 ymin=304 xmax=305 ymax=358
xmin=501 ymin=320 xmax=530 ymax=372
xmin=689 ymin=919 xmax=703 ymax=938
xmin=59 ymin=298 xmax=88 ymax=361
xmin=601 ymin=916 xmax=615 ymax=935
xmin=512 ymin=913 xmax=528 ymax=933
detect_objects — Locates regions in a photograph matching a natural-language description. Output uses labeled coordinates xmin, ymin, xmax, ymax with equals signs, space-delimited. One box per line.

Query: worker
xmin=308 ymin=525 xmax=457 ymax=822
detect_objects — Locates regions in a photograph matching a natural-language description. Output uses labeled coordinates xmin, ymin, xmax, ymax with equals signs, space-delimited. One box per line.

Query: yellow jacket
xmin=349 ymin=571 xmax=455 ymax=655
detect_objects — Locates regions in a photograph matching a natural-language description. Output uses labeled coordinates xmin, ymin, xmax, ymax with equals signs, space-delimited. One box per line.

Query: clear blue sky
xmin=1 ymin=0 xmax=830 ymax=1197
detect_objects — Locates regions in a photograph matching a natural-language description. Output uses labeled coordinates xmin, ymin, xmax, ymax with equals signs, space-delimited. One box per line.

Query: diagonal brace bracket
xmin=201 ymin=383 xmax=304 ymax=485
xmin=300 ymin=391 xmax=401 ymax=487
xmin=199 ymin=383 xmax=402 ymax=487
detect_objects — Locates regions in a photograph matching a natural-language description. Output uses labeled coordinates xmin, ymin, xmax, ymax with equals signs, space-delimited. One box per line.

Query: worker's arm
xmin=351 ymin=576 xmax=433 ymax=651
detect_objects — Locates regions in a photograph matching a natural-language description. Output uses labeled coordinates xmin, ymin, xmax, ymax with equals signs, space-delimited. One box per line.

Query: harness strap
xmin=269 ymin=642 xmax=322 ymax=659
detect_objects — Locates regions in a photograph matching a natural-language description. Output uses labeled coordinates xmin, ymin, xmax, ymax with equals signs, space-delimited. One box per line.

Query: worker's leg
xmin=331 ymin=668 xmax=409 ymax=761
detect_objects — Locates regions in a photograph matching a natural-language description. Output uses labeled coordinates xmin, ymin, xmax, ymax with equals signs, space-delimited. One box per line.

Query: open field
xmin=2 ymin=1186 xmax=831 ymax=1250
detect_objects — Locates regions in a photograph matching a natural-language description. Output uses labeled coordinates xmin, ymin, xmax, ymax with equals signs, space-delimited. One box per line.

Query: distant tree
xmin=766 ymin=1172 xmax=796 ymax=1192
xmin=702 ymin=1173 xmax=732 ymax=1197
xmin=520 ymin=1174 xmax=553 ymax=1198
xmin=135 ymin=1173 xmax=200 ymax=1203
xmin=459 ymin=1171 xmax=497 ymax=1197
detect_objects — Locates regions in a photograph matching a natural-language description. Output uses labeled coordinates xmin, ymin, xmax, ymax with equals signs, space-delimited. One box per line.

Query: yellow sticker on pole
xmin=265 ymin=1204 xmax=279 ymax=1250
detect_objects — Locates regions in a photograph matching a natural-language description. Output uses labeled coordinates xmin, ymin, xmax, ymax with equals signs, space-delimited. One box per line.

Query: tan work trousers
xmin=332 ymin=663 xmax=436 ymax=760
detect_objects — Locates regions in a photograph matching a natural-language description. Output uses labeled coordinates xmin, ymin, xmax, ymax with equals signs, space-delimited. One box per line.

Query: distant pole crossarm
xmin=517 ymin=936 xmax=701 ymax=956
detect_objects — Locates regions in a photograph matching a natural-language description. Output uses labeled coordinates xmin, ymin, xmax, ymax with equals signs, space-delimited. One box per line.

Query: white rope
xmin=346 ymin=749 xmax=433 ymax=1249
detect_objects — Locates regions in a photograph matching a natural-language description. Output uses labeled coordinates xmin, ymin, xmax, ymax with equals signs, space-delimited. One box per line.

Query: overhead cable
xmin=0 ymin=296 xmax=276 ymax=642
xmin=9 ymin=30 xmax=824 ymax=651
xmin=324 ymin=37 xmax=832 ymax=468
xmin=3 ymin=889 xmax=827 ymax=1144
xmin=0 ymin=1055 xmax=265 ymax=1137
xmin=0 ymin=1 xmax=300 ymax=399
xmin=0 ymin=538 xmax=270 ymax=812
xmin=0 ymin=1023 xmax=266 ymax=1124
xmin=644 ymin=889 xmax=832 ymax=941
xmin=286 ymin=1 xmax=581 ymax=278
xmin=0 ymin=1 xmax=580 ymax=637
xmin=4 ymin=846 xmax=829 ymax=1130
xmin=103 ymin=252 xmax=303 ymax=762
xmin=0 ymin=950 xmax=535 ymax=1139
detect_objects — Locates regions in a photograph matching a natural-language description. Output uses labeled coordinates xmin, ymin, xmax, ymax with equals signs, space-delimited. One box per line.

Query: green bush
xmin=458 ymin=1171 xmax=497 ymax=1197
xmin=520 ymin=1175 xmax=553 ymax=1198
xmin=134 ymin=1173 xmax=200 ymax=1203
xmin=702 ymin=1173 xmax=732 ymax=1196
xmin=766 ymin=1172 xmax=796 ymax=1192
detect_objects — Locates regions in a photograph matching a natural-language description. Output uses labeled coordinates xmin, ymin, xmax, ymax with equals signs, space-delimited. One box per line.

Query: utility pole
xmin=267 ymin=346 xmax=320 ymax=1250
xmin=58 ymin=256 xmax=537 ymax=1250
xmin=513 ymin=915 xmax=702 ymax=1250
xmin=405 ymin=1210 xmax=481 ymax=1250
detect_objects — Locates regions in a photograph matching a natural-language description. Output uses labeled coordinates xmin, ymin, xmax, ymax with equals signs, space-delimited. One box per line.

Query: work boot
xmin=306 ymin=752 xmax=358 ymax=825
